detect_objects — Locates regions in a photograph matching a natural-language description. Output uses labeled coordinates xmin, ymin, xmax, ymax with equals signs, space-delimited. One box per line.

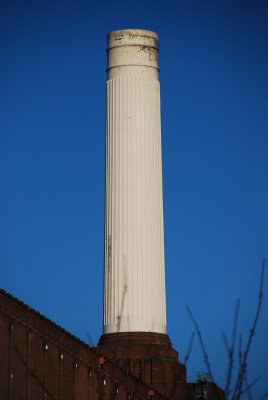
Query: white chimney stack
xmin=103 ymin=29 xmax=166 ymax=334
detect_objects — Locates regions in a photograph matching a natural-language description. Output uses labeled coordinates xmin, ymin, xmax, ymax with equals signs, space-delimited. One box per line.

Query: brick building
xmin=0 ymin=288 xmax=224 ymax=399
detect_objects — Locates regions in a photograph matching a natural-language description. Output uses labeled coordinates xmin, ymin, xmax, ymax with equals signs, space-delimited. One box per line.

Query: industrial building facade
xmin=0 ymin=288 xmax=224 ymax=399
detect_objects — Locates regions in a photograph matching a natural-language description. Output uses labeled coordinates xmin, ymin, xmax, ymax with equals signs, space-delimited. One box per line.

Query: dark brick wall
xmin=0 ymin=310 xmax=9 ymax=399
xmin=0 ymin=289 xmax=225 ymax=400
xmin=0 ymin=289 xmax=169 ymax=400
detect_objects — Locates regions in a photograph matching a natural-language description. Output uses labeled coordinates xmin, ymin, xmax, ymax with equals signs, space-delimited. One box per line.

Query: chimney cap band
xmin=107 ymin=29 xmax=159 ymax=72
xmin=107 ymin=29 xmax=158 ymax=50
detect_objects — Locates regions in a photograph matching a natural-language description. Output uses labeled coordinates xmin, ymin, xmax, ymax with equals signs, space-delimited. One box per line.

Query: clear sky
xmin=1 ymin=0 xmax=267 ymax=398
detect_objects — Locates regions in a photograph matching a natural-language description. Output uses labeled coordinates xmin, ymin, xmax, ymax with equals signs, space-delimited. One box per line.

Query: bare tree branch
xmin=186 ymin=306 xmax=214 ymax=383
xmin=224 ymin=299 xmax=240 ymax=398
xmin=86 ymin=331 xmax=95 ymax=347
xmin=232 ymin=260 xmax=265 ymax=400
xmin=238 ymin=333 xmax=242 ymax=370
xmin=242 ymin=374 xmax=260 ymax=400
xmin=183 ymin=331 xmax=195 ymax=365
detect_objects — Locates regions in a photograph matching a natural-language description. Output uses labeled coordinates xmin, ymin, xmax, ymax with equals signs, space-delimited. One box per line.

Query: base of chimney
xmin=97 ymin=332 xmax=186 ymax=397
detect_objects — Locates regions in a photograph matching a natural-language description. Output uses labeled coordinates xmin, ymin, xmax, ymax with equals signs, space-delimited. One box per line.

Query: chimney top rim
xmin=107 ymin=29 xmax=158 ymax=50
xmin=108 ymin=29 xmax=157 ymax=39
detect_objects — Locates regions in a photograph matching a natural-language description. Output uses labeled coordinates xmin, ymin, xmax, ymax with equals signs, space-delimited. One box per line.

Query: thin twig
xmin=245 ymin=373 xmax=253 ymax=400
xmin=116 ymin=284 xmax=127 ymax=332
xmin=186 ymin=306 xmax=214 ymax=383
xmin=241 ymin=375 xmax=259 ymax=399
xmin=86 ymin=331 xmax=95 ymax=347
xmin=238 ymin=333 xmax=242 ymax=370
xmin=232 ymin=260 xmax=265 ymax=400
xmin=224 ymin=299 xmax=240 ymax=398
xmin=259 ymin=391 xmax=268 ymax=400
xmin=116 ymin=257 xmax=128 ymax=332
xmin=183 ymin=332 xmax=195 ymax=365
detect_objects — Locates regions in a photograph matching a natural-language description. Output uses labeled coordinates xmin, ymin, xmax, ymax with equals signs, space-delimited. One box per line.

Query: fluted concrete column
xmin=103 ymin=29 xmax=166 ymax=334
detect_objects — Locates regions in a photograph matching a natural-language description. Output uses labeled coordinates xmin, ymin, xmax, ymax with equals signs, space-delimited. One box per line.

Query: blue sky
xmin=1 ymin=0 xmax=268 ymax=397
